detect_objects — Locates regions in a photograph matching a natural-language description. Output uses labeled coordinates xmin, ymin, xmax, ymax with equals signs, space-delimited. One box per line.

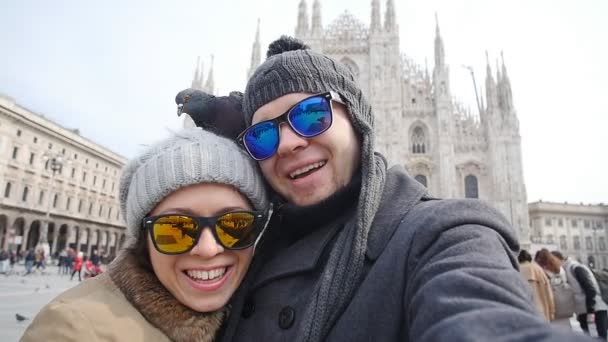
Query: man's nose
xmin=276 ymin=123 xmax=309 ymax=157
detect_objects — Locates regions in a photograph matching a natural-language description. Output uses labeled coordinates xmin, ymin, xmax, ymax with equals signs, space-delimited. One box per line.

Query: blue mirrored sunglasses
xmin=237 ymin=91 xmax=344 ymax=161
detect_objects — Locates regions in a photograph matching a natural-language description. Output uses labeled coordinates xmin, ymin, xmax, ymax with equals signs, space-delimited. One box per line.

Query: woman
xmin=535 ymin=249 xmax=576 ymax=328
xmin=21 ymin=128 xmax=270 ymax=341
xmin=70 ymin=252 xmax=83 ymax=281
xmin=518 ymin=249 xmax=554 ymax=320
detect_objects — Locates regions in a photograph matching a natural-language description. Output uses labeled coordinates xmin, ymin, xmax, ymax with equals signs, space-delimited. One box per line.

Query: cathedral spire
xmin=434 ymin=13 xmax=445 ymax=69
xmin=204 ymin=55 xmax=215 ymax=94
xmin=485 ymin=51 xmax=496 ymax=110
xmin=370 ymin=0 xmax=381 ymax=33
xmin=247 ymin=19 xmax=261 ymax=79
xmin=500 ymin=51 xmax=513 ymax=111
xmin=311 ymin=0 xmax=322 ymax=36
xmin=191 ymin=56 xmax=204 ymax=90
xmin=295 ymin=0 xmax=310 ymax=37
xmin=384 ymin=0 xmax=396 ymax=32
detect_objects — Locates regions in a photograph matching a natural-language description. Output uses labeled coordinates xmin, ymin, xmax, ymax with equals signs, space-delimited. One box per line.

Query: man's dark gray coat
xmin=222 ymin=166 xmax=593 ymax=341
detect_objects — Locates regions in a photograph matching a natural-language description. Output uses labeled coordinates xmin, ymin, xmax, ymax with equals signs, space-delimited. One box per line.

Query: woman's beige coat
xmin=21 ymin=252 xmax=226 ymax=342
xmin=519 ymin=261 xmax=555 ymax=321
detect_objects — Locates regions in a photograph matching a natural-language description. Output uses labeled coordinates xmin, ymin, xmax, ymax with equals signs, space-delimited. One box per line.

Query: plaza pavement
xmin=1 ymin=263 xmax=86 ymax=342
xmin=0 ymin=263 xmax=598 ymax=341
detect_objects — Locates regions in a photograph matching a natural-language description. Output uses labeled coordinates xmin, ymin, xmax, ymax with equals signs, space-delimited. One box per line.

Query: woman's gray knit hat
xmin=242 ymin=36 xmax=387 ymax=342
xmin=119 ymin=127 xmax=268 ymax=241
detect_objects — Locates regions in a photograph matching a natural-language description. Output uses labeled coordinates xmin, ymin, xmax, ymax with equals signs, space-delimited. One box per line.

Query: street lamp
xmin=38 ymin=152 xmax=69 ymax=258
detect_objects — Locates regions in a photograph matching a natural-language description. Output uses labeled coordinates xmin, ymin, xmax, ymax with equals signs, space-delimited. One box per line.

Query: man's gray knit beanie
xmin=242 ymin=36 xmax=387 ymax=342
xmin=243 ymin=36 xmax=373 ymax=138
xmin=119 ymin=127 xmax=268 ymax=241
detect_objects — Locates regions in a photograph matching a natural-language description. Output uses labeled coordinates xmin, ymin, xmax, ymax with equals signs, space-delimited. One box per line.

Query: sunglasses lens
xmin=243 ymin=121 xmax=279 ymax=160
xmin=152 ymin=216 xmax=198 ymax=253
xmin=289 ymin=96 xmax=332 ymax=137
xmin=215 ymin=212 xmax=258 ymax=248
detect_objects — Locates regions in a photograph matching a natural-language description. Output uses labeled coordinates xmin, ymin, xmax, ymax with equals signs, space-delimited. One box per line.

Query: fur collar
xmin=108 ymin=251 xmax=227 ymax=342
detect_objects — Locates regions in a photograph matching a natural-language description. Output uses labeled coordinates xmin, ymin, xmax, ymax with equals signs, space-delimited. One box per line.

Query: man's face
xmin=251 ymin=92 xmax=361 ymax=206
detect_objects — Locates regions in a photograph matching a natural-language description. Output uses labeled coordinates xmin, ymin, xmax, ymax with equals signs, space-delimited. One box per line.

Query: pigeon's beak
xmin=177 ymin=103 xmax=184 ymax=116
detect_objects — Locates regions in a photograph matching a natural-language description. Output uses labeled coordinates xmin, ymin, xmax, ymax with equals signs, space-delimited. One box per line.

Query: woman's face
xmin=147 ymin=183 xmax=255 ymax=312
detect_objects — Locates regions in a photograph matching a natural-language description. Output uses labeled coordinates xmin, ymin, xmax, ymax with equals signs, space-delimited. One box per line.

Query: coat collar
xmin=365 ymin=166 xmax=429 ymax=260
xmin=251 ymin=213 xmax=347 ymax=289
xmin=108 ymin=251 xmax=228 ymax=342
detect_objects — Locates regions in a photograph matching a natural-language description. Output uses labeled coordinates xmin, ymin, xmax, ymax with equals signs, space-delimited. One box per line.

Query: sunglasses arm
xmin=253 ymin=203 xmax=274 ymax=253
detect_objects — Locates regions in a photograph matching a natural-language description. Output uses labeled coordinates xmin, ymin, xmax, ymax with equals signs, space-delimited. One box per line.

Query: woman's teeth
xmin=289 ymin=161 xmax=326 ymax=179
xmin=186 ymin=268 xmax=226 ymax=281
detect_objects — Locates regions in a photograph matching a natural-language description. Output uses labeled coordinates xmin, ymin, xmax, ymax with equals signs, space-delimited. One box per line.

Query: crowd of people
xmin=0 ymin=247 xmax=105 ymax=279
xmin=519 ymin=248 xmax=608 ymax=338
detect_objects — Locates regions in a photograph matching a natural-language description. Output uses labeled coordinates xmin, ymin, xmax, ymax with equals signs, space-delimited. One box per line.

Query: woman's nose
xmin=189 ymin=227 xmax=224 ymax=258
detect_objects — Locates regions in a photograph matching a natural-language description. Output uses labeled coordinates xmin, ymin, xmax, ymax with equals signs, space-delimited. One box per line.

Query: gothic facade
xmin=244 ymin=0 xmax=530 ymax=244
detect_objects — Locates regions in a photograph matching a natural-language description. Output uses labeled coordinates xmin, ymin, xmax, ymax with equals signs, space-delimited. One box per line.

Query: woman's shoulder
xmin=21 ymin=273 xmax=170 ymax=342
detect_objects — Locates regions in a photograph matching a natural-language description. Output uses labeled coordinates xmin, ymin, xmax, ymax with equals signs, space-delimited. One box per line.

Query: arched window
xmin=464 ymin=175 xmax=479 ymax=198
xmin=414 ymin=175 xmax=427 ymax=187
xmin=4 ymin=182 xmax=12 ymax=198
xmin=559 ymin=235 xmax=568 ymax=250
xmin=411 ymin=126 xmax=426 ymax=154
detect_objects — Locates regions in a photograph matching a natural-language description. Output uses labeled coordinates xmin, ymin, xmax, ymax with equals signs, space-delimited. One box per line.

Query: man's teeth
xmin=186 ymin=268 xmax=226 ymax=281
xmin=289 ymin=161 xmax=326 ymax=179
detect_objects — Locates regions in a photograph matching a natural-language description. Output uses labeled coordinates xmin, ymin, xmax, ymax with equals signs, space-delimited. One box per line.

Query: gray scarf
xmin=297 ymin=152 xmax=387 ymax=341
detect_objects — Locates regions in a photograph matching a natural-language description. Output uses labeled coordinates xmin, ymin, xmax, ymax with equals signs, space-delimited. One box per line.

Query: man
xmin=557 ymin=252 xmax=608 ymax=338
xmin=221 ymin=36 xmax=592 ymax=341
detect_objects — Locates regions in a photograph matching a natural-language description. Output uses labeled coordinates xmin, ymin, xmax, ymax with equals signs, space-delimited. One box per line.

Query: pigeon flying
xmin=175 ymin=88 xmax=246 ymax=140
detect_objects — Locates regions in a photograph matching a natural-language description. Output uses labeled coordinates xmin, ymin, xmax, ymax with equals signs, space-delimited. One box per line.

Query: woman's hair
xmin=535 ymin=248 xmax=561 ymax=273
xmin=518 ymin=249 xmax=532 ymax=263
xmin=126 ymin=231 xmax=153 ymax=272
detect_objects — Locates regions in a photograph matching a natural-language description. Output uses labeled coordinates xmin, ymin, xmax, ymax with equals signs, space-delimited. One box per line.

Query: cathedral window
xmin=464 ymin=175 xmax=479 ymax=199
xmin=559 ymin=235 xmax=568 ymax=250
xmin=414 ymin=175 xmax=427 ymax=187
xmin=411 ymin=126 xmax=427 ymax=154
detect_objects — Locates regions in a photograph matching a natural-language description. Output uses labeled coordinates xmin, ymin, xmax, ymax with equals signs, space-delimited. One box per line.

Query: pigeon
xmin=15 ymin=313 xmax=28 ymax=322
xmin=175 ymin=88 xmax=246 ymax=141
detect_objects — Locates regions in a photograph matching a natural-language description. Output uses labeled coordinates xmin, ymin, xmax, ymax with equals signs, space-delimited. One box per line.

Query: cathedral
xmin=191 ymin=0 xmax=530 ymax=246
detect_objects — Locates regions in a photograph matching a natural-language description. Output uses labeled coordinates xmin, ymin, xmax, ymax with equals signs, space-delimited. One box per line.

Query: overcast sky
xmin=1 ymin=0 xmax=606 ymax=204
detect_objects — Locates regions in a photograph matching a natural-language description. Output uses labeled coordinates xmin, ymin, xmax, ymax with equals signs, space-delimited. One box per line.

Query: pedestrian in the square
xmin=23 ymin=248 xmax=35 ymax=276
xmin=70 ymin=251 xmax=83 ymax=281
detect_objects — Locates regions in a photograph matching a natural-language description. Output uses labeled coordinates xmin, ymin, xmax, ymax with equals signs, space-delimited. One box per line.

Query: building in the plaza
xmin=529 ymin=201 xmax=608 ymax=269
xmin=241 ymin=0 xmax=530 ymax=245
xmin=0 ymin=93 xmax=127 ymax=259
